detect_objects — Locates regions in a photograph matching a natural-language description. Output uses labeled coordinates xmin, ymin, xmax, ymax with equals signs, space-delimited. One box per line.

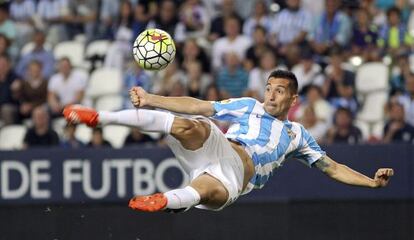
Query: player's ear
xmin=290 ymin=94 xmax=298 ymax=107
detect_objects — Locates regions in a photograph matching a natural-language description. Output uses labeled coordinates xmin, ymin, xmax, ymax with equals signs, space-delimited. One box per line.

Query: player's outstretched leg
xmin=63 ymin=105 xmax=175 ymax=133
xmin=64 ymin=105 xmax=230 ymax=212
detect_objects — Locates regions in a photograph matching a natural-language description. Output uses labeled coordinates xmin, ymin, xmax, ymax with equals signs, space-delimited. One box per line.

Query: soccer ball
xmin=132 ymin=28 xmax=176 ymax=71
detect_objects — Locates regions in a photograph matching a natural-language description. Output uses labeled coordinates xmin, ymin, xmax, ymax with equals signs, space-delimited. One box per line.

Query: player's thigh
xmin=190 ymin=174 xmax=229 ymax=209
xmin=170 ymin=117 xmax=210 ymax=150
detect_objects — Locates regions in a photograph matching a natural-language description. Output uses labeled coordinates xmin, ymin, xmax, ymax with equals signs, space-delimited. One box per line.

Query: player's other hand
xmin=129 ymin=87 xmax=148 ymax=108
xmin=373 ymin=168 xmax=394 ymax=188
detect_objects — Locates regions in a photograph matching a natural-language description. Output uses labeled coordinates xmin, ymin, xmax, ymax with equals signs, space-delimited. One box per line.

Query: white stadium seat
xmin=86 ymin=40 xmax=111 ymax=58
xmin=54 ymin=41 xmax=85 ymax=67
xmin=357 ymin=91 xmax=388 ymax=123
xmin=354 ymin=62 xmax=389 ymax=139
xmin=95 ymin=95 xmax=124 ymax=112
xmin=0 ymin=125 xmax=27 ymax=150
xmin=86 ymin=68 xmax=122 ymax=99
xmin=103 ymin=125 xmax=130 ymax=149
xmin=355 ymin=62 xmax=389 ymax=93
xmin=75 ymin=124 xmax=93 ymax=144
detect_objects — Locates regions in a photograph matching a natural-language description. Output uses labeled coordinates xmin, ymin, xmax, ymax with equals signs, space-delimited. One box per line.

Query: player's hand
xmin=129 ymin=87 xmax=149 ymax=108
xmin=372 ymin=168 xmax=394 ymax=188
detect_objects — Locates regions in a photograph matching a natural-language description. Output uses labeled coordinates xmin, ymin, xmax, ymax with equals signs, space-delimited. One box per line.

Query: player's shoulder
xmin=217 ymin=97 xmax=259 ymax=105
xmin=288 ymin=121 xmax=307 ymax=135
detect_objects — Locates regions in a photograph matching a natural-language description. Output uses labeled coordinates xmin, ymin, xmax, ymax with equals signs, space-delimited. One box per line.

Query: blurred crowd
xmin=0 ymin=0 xmax=414 ymax=150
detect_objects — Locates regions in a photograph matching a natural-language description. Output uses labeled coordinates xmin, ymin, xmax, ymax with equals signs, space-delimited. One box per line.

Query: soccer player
xmin=63 ymin=70 xmax=394 ymax=212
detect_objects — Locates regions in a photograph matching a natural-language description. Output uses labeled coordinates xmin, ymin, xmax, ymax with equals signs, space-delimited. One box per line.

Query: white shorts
xmin=166 ymin=118 xmax=245 ymax=211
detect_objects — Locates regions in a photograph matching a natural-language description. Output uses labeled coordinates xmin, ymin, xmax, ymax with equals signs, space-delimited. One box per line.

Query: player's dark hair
xmin=267 ymin=69 xmax=298 ymax=94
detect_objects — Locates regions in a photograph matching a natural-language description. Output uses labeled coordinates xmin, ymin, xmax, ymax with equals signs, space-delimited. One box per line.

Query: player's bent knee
xmin=193 ymin=184 xmax=228 ymax=207
xmin=208 ymin=185 xmax=228 ymax=204
xmin=171 ymin=118 xmax=210 ymax=150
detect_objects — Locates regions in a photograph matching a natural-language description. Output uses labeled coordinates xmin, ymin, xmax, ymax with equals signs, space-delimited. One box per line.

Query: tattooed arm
xmin=314 ymin=156 xmax=394 ymax=188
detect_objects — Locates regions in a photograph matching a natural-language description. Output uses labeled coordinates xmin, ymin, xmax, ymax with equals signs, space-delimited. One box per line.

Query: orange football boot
xmin=63 ymin=105 xmax=99 ymax=127
xmin=129 ymin=193 xmax=168 ymax=212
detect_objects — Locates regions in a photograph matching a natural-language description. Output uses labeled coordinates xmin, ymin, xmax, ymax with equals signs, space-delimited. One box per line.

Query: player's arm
xmin=129 ymin=87 xmax=215 ymax=117
xmin=314 ymin=155 xmax=394 ymax=188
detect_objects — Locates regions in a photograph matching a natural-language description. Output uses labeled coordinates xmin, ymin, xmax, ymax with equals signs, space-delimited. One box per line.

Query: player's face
xmin=263 ymin=77 xmax=298 ymax=119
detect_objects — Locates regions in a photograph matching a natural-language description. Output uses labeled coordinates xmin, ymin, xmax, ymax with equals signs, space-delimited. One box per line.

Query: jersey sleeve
xmin=293 ymin=125 xmax=326 ymax=167
xmin=210 ymin=98 xmax=255 ymax=122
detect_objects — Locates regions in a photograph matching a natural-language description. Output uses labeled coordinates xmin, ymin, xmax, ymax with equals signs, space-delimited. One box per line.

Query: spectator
xmin=378 ymin=7 xmax=413 ymax=56
xmin=216 ymin=52 xmax=248 ymax=98
xmin=351 ymin=8 xmax=379 ymax=60
xmin=301 ymin=0 xmax=325 ymax=23
xmin=48 ymin=57 xmax=88 ymax=117
xmin=177 ymin=38 xmax=210 ymax=73
xmin=291 ymin=49 xmax=324 ymax=93
xmin=175 ymin=0 xmax=210 ymax=43
xmin=123 ymin=61 xmax=151 ymax=108
xmin=151 ymin=60 xmax=185 ymax=95
xmin=60 ymin=123 xmax=84 ymax=148
xmin=0 ymin=4 xmax=16 ymax=43
xmin=104 ymin=1 xmax=134 ymax=69
xmin=203 ymin=83 xmax=222 ymax=101
xmin=211 ymin=16 xmax=251 ymax=71
xmin=124 ymin=127 xmax=155 ymax=146
xmin=309 ymin=0 xmax=352 ymax=55
xmin=326 ymin=107 xmax=363 ymax=144
xmin=0 ymin=33 xmax=10 ymax=56
xmin=270 ymin=0 xmax=312 ymax=55
xmin=132 ymin=2 xmax=150 ymax=40
xmin=23 ymin=105 xmax=59 ymax=148
xmin=244 ymin=25 xmax=274 ymax=70
xmin=87 ymin=127 xmax=112 ymax=148
xmin=112 ymin=1 xmax=134 ymax=38
xmin=390 ymin=53 xmax=411 ymax=96
xmin=209 ymin=0 xmax=242 ymax=41
xmin=16 ymin=60 xmax=48 ymax=119
xmin=383 ymin=102 xmax=414 ymax=143
xmin=146 ymin=0 xmax=179 ymax=38
xmin=36 ymin=0 xmax=70 ymax=46
xmin=293 ymin=85 xmax=333 ymax=124
xmin=242 ymin=0 xmax=272 ymax=37
xmin=168 ymin=81 xmax=188 ymax=97
xmin=9 ymin=0 xmax=35 ymax=48
xmin=0 ymin=54 xmax=20 ymax=125
xmin=63 ymin=0 xmax=98 ymax=42
xmin=97 ymin=0 xmax=119 ymax=38
xmin=247 ymin=51 xmax=280 ymax=101
xmin=183 ymin=61 xmax=211 ymax=98
xmin=323 ymin=49 xmax=356 ymax=101
xmin=299 ymin=104 xmax=328 ymax=143
xmin=16 ymin=30 xmax=55 ymax=79
xmin=203 ymin=83 xmax=230 ymax=133
xmin=396 ymin=73 xmax=414 ymax=127
xmin=329 ymin=83 xmax=359 ymax=117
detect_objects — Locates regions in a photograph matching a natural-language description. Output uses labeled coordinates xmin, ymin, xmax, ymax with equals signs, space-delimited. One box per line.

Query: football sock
xmin=164 ymin=186 xmax=201 ymax=210
xmin=98 ymin=109 xmax=174 ymax=133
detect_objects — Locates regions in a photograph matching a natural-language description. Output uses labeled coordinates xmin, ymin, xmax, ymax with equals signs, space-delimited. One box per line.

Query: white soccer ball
xmin=132 ymin=28 xmax=176 ymax=71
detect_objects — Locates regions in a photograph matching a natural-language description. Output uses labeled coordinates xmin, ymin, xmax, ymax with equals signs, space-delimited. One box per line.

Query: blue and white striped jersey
xmin=211 ymin=97 xmax=325 ymax=189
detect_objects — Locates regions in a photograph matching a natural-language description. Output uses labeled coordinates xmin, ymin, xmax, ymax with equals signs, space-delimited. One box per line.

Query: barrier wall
xmin=0 ymin=144 xmax=413 ymax=240
xmin=0 ymin=144 xmax=412 ymax=204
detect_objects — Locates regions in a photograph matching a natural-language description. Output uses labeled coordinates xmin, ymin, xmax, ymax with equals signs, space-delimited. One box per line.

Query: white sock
xmin=98 ymin=109 xmax=174 ymax=133
xmin=164 ymin=186 xmax=201 ymax=210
